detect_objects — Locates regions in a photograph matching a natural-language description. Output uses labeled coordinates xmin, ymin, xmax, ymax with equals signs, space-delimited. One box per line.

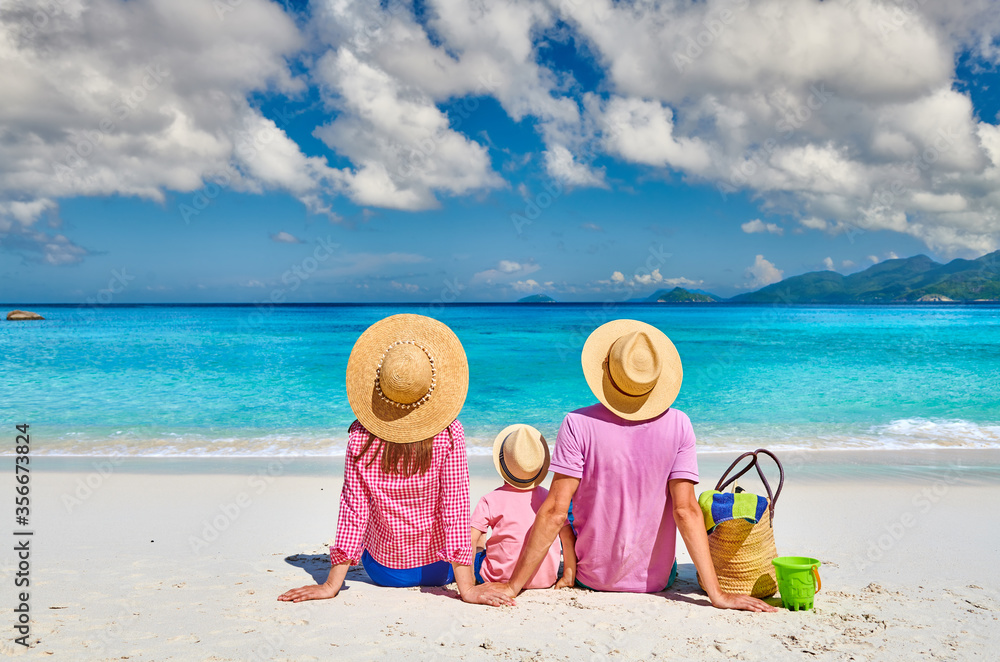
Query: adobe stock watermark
xmin=343 ymin=0 xmax=408 ymax=51
xmin=395 ymin=72 xmax=501 ymax=181
xmin=53 ymin=64 xmax=171 ymax=183
xmin=214 ymin=0 xmax=250 ymax=21
xmin=250 ymin=604 xmax=314 ymax=661
xmin=61 ymin=454 xmax=126 ymax=513
xmin=188 ymin=456 xmax=297 ymax=553
xmin=855 ymin=464 xmax=962 ymax=572
xmin=237 ymin=237 xmax=339 ymax=333
xmin=866 ymin=0 xmax=931 ymax=38
xmin=869 ymin=127 xmax=960 ymax=206
xmin=686 ymin=293 xmax=795 ymax=393
xmin=71 ymin=268 xmax=135 ymax=324
xmin=179 ymin=106 xmax=296 ymax=225
xmin=87 ymin=599 xmax=142 ymax=658
xmin=553 ymin=243 xmax=672 ymax=362
xmin=8 ymin=0 xmax=73 ymax=41
xmin=510 ymin=180 xmax=564 ymax=236
xmin=672 ymin=0 xmax=751 ymax=73
xmin=717 ymin=83 xmax=835 ymax=201
xmin=419 ymin=277 xmax=465 ymax=316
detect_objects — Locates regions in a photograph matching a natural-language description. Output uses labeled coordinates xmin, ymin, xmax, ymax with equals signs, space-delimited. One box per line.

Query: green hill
xmin=517 ymin=293 xmax=557 ymax=303
xmin=731 ymin=251 xmax=1000 ymax=303
xmin=653 ymin=287 xmax=719 ymax=303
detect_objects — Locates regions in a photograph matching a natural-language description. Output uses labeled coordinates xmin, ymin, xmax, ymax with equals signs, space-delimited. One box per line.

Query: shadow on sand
xmin=284 ymin=553 xmax=376 ymax=591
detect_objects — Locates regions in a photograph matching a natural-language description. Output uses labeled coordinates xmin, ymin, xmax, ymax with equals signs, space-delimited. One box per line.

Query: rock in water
xmin=6 ymin=310 xmax=45 ymax=321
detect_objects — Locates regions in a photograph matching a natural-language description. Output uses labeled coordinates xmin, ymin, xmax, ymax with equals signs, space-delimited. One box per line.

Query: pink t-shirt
xmin=549 ymin=404 xmax=699 ymax=592
xmin=471 ymin=484 xmax=562 ymax=589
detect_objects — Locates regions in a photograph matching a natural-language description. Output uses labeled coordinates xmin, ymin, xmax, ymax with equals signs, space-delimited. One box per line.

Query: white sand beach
xmin=2 ymin=451 xmax=998 ymax=660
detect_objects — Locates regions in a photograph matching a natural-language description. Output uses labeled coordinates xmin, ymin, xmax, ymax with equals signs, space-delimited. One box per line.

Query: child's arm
xmin=553 ymin=523 xmax=577 ymax=589
xmin=470 ymin=526 xmax=485 ymax=553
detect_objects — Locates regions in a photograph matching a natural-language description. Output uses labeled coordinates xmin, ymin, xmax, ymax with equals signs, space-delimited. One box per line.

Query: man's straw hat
xmin=581 ymin=319 xmax=682 ymax=421
xmin=346 ymin=314 xmax=469 ymax=444
xmin=492 ymin=424 xmax=550 ymax=490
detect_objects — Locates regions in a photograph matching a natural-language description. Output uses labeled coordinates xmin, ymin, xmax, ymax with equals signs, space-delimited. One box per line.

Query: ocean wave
xmin=695 ymin=418 xmax=1000 ymax=452
xmin=6 ymin=418 xmax=1000 ymax=457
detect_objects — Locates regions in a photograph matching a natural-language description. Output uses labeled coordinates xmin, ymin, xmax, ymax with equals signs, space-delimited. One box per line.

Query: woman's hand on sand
xmin=278 ymin=582 xmax=339 ymax=603
xmin=464 ymin=582 xmax=516 ymax=607
xmin=710 ymin=592 xmax=778 ymax=612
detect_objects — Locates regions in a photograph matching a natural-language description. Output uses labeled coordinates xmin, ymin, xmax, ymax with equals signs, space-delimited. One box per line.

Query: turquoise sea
xmin=2 ymin=304 xmax=999 ymax=457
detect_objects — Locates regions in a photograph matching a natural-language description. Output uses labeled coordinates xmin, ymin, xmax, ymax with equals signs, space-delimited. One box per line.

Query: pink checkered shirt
xmin=329 ymin=419 xmax=474 ymax=569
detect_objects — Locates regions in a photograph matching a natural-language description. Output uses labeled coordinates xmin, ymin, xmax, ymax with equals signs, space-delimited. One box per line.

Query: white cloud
xmin=391 ymin=281 xmax=420 ymax=293
xmin=312 ymin=49 xmax=503 ymax=210
xmin=0 ymin=0 xmax=339 ymax=260
xmin=0 ymin=199 xmax=87 ymax=264
xmin=741 ymin=219 xmax=784 ymax=235
xmin=543 ymin=145 xmax=606 ymax=187
xmin=593 ymin=95 xmax=711 ymax=173
xmin=822 ymin=257 xmax=835 ymax=270
xmin=270 ymin=231 xmax=303 ymax=244
xmin=320 ymin=251 xmax=429 ymax=278
xmin=511 ymin=279 xmax=540 ymax=293
xmin=600 ymin=268 xmax=703 ymax=289
xmin=887 ymin=251 xmax=900 ymax=260
xmin=868 ymin=254 xmax=880 ymax=263
xmin=582 ymin=222 xmax=604 ymax=232
xmin=473 ymin=259 xmax=541 ymax=284
xmin=800 ymin=218 xmax=829 ymax=231
xmin=557 ymin=0 xmax=1000 ymax=253
xmin=6 ymin=0 xmax=1000 ymax=264
xmin=745 ymin=255 xmax=784 ymax=288
xmin=32 ymin=233 xmax=88 ymax=266
xmin=842 ymin=259 xmax=856 ymax=269
xmin=498 ymin=260 xmax=522 ymax=273
xmin=311 ymin=0 xmax=589 ymax=193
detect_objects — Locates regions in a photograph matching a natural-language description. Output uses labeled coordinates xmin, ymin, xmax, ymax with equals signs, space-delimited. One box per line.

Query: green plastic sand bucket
xmin=772 ymin=556 xmax=822 ymax=611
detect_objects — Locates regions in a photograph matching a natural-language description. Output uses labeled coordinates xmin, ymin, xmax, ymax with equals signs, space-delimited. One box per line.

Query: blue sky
xmin=2 ymin=0 xmax=999 ymax=303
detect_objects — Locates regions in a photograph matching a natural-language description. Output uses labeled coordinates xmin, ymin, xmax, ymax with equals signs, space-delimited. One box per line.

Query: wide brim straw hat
xmin=581 ymin=319 xmax=682 ymax=422
xmin=346 ymin=314 xmax=469 ymax=444
xmin=492 ymin=424 xmax=550 ymax=490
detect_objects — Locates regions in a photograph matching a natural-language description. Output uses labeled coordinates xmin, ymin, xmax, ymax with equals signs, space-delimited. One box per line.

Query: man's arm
xmin=669 ymin=478 xmax=778 ymax=612
xmin=508 ymin=474 xmax=579 ymax=593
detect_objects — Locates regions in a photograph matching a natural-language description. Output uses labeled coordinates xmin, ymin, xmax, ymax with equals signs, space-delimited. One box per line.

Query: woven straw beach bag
xmin=697 ymin=449 xmax=784 ymax=599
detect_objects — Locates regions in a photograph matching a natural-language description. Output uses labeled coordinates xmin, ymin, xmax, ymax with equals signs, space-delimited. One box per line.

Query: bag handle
xmin=714 ymin=448 xmax=784 ymax=524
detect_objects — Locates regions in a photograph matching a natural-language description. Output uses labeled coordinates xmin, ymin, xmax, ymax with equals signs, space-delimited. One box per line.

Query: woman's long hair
xmin=354 ymin=429 xmax=449 ymax=478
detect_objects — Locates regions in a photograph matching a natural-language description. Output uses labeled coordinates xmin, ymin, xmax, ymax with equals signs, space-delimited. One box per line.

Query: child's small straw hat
xmin=346 ymin=314 xmax=469 ymax=443
xmin=581 ymin=319 xmax=682 ymax=421
xmin=492 ymin=424 xmax=550 ymax=490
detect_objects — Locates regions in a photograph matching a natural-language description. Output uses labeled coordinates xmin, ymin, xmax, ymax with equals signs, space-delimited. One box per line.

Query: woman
xmin=278 ymin=314 xmax=509 ymax=606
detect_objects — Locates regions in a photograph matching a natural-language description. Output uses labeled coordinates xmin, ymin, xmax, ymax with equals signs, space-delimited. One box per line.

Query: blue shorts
xmin=474 ymin=549 xmax=487 ymax=584
xmin=361 ymin=550 xmax=454 ymax=588
xmin=574 ymin=559 xmax=678 ymax=592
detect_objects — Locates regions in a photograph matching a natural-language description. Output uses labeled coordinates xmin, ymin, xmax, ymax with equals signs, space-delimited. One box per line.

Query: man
xmin=479 ymin=319 xmax=777 ymax=611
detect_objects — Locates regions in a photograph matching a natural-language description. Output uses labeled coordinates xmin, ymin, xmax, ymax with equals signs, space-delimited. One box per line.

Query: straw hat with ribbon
xmin=492 ymin=424 xmax=550 ymax=490
xmin=346 ymin=314 xmax=469 ymax=444
xmin=581 ymin=319 xmax=683 ymax=421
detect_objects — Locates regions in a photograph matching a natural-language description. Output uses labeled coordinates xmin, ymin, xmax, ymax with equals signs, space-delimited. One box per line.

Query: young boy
xmin=471 ymin=424 xmax=576 ymax=589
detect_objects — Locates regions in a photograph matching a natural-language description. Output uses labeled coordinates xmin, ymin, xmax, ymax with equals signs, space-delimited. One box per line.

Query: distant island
xmin=510 ymin=250 xmax=1000 ymax=304
xmin=731 ymin=250 xmax=1000 ymax=303
xmin=517 ymin=293 xmax=557 ymax=303
xmin=650 ymin=287 xmax=719 ymax=303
